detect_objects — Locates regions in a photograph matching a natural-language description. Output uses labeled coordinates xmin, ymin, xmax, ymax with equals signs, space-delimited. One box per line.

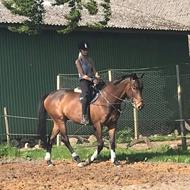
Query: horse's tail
xmin=37 ymin=93 xmax=49 ymax=148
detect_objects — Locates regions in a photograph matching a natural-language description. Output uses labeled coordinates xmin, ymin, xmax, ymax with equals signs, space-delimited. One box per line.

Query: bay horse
xmin=37 ymin=73 xmax=144 ymax=166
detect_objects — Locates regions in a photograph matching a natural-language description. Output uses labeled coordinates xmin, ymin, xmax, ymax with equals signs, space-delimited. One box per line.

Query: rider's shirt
xmin=78 ymin=58 xmax=95 ymax=80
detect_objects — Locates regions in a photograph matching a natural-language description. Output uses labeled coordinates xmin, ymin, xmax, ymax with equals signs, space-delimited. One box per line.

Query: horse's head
xmin=126 ymin=73 xmax=144 ymax=110
xmin=102 ymin=73 xmax=144 ymax=111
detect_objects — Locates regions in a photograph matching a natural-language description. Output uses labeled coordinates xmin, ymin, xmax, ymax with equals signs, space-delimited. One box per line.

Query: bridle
xmin=99 ymin=90 xmax=129 ymax=114
xmin=97 ymin=78 xmax=143 ymax=113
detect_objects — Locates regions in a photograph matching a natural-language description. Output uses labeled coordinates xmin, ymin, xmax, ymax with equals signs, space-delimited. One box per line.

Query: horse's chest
xmin=104 ymin=109 xmax=120 ymax=125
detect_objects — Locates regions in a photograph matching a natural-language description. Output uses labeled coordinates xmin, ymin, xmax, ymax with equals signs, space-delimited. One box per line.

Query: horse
xmin=37 ymin=73 xmax=144 ymax=166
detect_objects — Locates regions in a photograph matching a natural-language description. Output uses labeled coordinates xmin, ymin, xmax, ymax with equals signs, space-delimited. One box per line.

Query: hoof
xmin=84 ymin=158 xmax=91 ymax=165
xmin=77 ymin=162 xmax=85 ymax=167
xmin=47 ymin=160 xmax=54 ymax=167
xmin=48 ymin=164 xmax=54 ymax=167
xmin=77 ymin=158 xmax=92 ymax=167
xmin=73 ymin=156 xmax=81 ymax=164
xmin=113 ymin=160 xmax=120 ymax=166
xmin=77 ymin=160 xmax=90 ymax=167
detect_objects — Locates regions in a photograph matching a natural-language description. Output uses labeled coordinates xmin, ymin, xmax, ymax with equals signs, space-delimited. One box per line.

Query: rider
xmin=75 ymin=41 xmax=100 ymax=125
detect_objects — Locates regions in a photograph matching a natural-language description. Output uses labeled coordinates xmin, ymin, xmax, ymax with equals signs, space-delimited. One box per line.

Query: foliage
xmin=99 ymin=0 xmax=111 ymax=25
xmin=0 ymin=145 xmax=19 ymax=158
xmin=3 ymin=0 xmax=111 ymax=34
xmin=3 ymin=0 xmax=45 ymax=34
xmin=83 ymin=0 xmax=98 ymax=15
xmin=56 ymin=0 xmax=111 ymax=33
xmin=116 ymin=128 xmax=133 ymax=143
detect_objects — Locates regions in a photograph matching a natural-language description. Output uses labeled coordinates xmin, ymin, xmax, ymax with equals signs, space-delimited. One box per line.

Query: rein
xmin=92 ymin=75 xmax=142 ymax=113
xmin=99 ymin=90 xmax=129 ymax=114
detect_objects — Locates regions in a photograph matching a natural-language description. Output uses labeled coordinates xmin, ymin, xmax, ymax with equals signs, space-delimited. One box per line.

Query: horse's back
xmin=44 ymin=89 xmax=81 ymax=120
xmin=48 ymin=89 xmax=78 ymax=98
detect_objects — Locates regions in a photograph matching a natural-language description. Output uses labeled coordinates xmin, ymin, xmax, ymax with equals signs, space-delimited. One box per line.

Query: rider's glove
xmin=92 ymin=78 xmax=98 ymax=85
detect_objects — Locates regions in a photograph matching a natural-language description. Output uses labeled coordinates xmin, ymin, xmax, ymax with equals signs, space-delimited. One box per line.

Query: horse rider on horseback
xmin=75 ymin=41 xmax=100 ymax=125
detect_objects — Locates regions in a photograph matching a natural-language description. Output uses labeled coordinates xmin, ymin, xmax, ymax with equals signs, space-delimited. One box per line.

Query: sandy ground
xmin=1 ymin=159 xmax=190 ymax=190
xmin=0 ymin=139 xmax=190 ymax=190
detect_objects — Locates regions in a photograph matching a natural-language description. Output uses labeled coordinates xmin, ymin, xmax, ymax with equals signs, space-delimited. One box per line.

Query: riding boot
xmin=81 ymin=114 xmax=89 ymax=125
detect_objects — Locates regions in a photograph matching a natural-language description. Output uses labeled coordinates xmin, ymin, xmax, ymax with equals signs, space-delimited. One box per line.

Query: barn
xmin=0 ymin=0 xmax=190 ymax=142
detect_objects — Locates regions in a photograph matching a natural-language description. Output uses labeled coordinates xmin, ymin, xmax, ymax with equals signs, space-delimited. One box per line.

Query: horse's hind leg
xmin=59 ymin=123 xmax=81 ymax=164
xmin=45 ymin=124 xmax=59 ymax=166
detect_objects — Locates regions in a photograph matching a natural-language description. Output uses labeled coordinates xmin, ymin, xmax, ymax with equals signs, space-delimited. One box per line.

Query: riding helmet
xmin=78 ymin=41 xmax=89 ymax=50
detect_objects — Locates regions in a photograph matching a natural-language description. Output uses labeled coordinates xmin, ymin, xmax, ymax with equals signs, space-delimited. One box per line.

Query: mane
xmin=95 ymin=79 xmax=106 ymax=91
xmin=112 ymin=73 xmax=138 ymax=85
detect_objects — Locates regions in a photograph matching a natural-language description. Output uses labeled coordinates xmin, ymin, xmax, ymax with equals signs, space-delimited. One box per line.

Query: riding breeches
xmin=79 ymin=79 xmax=92 ymax=115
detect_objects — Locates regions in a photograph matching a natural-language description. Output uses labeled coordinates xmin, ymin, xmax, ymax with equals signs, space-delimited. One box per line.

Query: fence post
xmin=3 ymin=107 xmax=10 ymax=145
xmin=176 ymin=65 xmax=187 ymax=150
xmin=108 ymin=69 xmax=112 ymax=82
xmin=56 ymin=74 xmax=61 ymax=146
xmin=133 ymin=108 xmax=139 ymax=139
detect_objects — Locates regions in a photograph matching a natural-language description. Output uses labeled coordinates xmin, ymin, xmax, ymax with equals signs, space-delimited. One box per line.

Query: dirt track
xmin=1 ymin=159 xmax=190 ymax=190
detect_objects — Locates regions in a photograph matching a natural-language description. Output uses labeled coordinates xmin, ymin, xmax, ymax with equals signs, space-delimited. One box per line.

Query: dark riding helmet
xmin=78 ymin=41 xmax=89 ymax=50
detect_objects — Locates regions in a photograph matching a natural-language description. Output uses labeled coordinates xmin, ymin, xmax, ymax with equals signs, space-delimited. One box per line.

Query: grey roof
xmin=122 ymin=0 xmax=190 ymax=27
xmin=0 ymin=0 xmax=190 ymax=32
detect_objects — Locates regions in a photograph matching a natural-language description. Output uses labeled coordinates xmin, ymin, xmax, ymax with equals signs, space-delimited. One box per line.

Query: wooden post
xmin=3 ymin=107 xmax=10 ymax=145
xmin=176 ymin=65 xmax=187 ymax=150
xmin=133 ymin=107 xmax=139 ymax=139
xmin=56 ymin=74 xmax=61 ymax=146
xmin=108 ymin=70 xmax=112 ymax=82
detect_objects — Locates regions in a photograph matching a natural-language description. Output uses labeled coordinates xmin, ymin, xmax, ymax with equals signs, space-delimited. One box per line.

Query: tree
xmin=2 ymin=0 xmax=111 ymax=34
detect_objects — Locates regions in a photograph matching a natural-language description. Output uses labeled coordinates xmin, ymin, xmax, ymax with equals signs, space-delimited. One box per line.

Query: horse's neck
xmin=101 ymin=81 xmax=128 ymax=102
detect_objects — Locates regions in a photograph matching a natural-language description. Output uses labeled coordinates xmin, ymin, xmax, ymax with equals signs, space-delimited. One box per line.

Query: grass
xmin=1 ymin=143 xmax=190 ymax=164
xmin=149 ymin=134 xmax=181 ymax=142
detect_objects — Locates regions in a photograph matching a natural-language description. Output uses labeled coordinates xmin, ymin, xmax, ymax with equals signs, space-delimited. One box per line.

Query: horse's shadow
xmin=91 ymin=147 xmax=188 ymax=164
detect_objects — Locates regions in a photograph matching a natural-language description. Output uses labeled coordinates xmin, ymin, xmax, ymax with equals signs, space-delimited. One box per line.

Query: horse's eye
xmin=132 ymin=86 xmax=137 ymax=90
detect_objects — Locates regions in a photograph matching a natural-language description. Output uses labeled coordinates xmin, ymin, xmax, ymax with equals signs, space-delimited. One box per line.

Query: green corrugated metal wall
xmin=0 ymin=28 xmax=189 ymax=140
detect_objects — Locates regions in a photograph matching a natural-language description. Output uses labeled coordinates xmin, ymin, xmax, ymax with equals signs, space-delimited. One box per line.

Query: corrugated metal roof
xmin=0 ymin=0 xmax=190 ymax=31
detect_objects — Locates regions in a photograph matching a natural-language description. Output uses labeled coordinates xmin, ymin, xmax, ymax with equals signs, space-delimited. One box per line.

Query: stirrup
xmin=81 ymin=115 xmax=89 ymax=125
xmin=81 ymin=119 xmax=89 ymax=125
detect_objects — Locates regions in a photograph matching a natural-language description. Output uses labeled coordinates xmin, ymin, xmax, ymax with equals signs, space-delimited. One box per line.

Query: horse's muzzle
xmin=136 ymin=103 xmax=144 ymax=111
xmin=133 ymin=99 xmax=144 ymax=111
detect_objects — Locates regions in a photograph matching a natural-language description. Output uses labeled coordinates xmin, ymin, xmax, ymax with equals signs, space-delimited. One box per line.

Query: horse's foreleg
xmin=59 ymin=124 xmax=81 ymax=164
xmin=108 ymin=127 xmax=119 ymax=165
xmin=90 ymin=123 xmax=104 ymax=163
xmin=77 ymin=123 xmax=104 ymax=167
xmin=45 ymin=125 xmax=59 ymax=166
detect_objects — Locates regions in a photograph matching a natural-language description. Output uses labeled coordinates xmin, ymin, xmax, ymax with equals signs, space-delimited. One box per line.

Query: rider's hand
xmin=82 ymin=75 xmax=89 ymax=80
xmin=95 ymin=72 xmax=100 ymax=79
xmin=93 ymin=78 xmax=99 ymax=85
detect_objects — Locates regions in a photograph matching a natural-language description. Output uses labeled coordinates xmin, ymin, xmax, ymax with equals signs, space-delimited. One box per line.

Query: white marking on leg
xmin=72 ymin=152 xmax=78 ymax=158
xmin=45 ymin=152 xmax=51 ymax=161
xmin=90 ymin=150 xmax=98 ymax=162
xmin=111 ymin=149 xmax=116 ymax=163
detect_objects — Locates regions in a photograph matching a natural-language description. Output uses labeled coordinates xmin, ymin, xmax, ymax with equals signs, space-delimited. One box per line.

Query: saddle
xmin=74 ymin=85 xmax=99 ymax=103
xmin=74 ymin=79 xmax=105 ymax=104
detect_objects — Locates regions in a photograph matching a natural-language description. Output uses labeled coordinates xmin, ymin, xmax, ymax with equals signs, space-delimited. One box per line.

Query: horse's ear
xmin=131 ymin=73 xmax=137 ymax=80
xmin=140 ymin=73 xmax=145 ymax=78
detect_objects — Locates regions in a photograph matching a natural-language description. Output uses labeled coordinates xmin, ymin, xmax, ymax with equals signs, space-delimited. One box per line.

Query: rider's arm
xmin=93 ymin=67 xmax=100 ymax=78
xmin=90 ymin=58 xmax=100 ymax=79
xmin=91 ymin=63 xmax=100 ymax=85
